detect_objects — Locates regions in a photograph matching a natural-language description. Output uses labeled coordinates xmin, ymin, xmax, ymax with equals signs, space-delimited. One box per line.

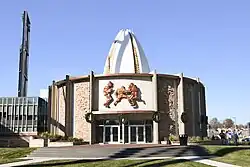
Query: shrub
xmin=188 ymin=136 xmax=211 ymax=143
xmin=169 ymin=134 xmax=179 ymax=142
xmin=39 ymin=131 xmax=50 ymax=138
xmin=39 ymin=132 xmax=86 ymax=144
xmin=73 ymin=138 xmax=84 ymax=145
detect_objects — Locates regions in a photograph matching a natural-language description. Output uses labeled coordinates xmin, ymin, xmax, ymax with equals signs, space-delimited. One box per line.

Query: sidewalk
xmin=0 ymin=158 xmax=50 ymax=167
xmin=0 ymin=156 xmax=241 ymax=167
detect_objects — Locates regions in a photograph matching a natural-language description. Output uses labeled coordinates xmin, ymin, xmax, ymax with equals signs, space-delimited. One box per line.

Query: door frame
xmin=129 ymin=125 xmax=146 ymax=144
xmin=103 ymin=125 xmax=120 ymax=144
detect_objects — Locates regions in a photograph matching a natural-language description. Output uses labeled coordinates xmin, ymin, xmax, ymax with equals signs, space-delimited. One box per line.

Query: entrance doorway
xmin=130 ymin=125 xmax=145 ymax=143
xmin=95 ymin=119 xmax=153 ymax=144
xmin=104 ymin=126 xmax=120 ymax=144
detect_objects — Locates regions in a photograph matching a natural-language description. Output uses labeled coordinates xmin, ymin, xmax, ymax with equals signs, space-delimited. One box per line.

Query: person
xmin=233 ymin=130 xmax=239 ymax=146
xmin=219 ymin=130 xmax=226 ymax=145
xmin=212 ymin=135 xmax=215 ymax=140
xmin=225 ymin=131 xmax=229 ymax=145
xmin=227 ymin=131 xmax=232 ymax=144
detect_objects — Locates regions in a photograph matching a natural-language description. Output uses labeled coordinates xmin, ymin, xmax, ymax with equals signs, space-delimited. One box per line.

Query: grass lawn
xmin=26 ymin=159 xmax=212 ymax=167
xmin=203 ymin=145 xmax=250 ymax=167
xmin=0 ymin=147 xmax=35 ymax=164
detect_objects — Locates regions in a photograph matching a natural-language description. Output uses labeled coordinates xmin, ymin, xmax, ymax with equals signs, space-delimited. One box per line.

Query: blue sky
xmin=0 ymin=1 xmax=249 ymax=124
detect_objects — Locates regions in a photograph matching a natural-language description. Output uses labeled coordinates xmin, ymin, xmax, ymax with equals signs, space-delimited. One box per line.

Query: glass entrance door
xmin=104 ymin=127 xmax=111 ymax=143
xmin=130 ymin=126 xmax=145 ymax=143
xmin=130 ymin=126 xmax=137 ymax=143
xmin=112 ymin=126 xmax=119 ymax=142
xmin=104 ymin=126 xmax=119 ymax=144
xmin=137 ymin=126 xmax=144 ymax=142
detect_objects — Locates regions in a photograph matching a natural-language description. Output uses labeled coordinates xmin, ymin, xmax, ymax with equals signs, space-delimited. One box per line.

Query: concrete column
xmin=152 ymin=70 xmax=159 ymax=144
xmin=196 ymin=78 xmax=202 ymax=136
xmin=65 ymin=75 xmax=73 ymax=136
xmin=50 ymin=81 xmax=59 ymax=135
xmin=122 ymin=123 xmax=125 ymax=144
xmin=191 ymin=85 xmax=196 ymax=136
xmin=47 ymin=85 xmax=52 ymax=133
xmin=54 ymin=84 xmax=59 ymax=134
xmin=69 ymin=80 xmax=74 ymax=136
xmin=177 ymin=73 xmax=185 ymax=135
xmin=50 ymin=81 xmax=56 ymax=134
xmin=89 ymin=71 xmax=94 ymax=144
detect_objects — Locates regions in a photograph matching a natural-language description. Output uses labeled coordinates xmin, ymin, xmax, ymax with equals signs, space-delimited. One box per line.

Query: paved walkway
xmin=0 ymin=145 xmax=241 ymax=167
xmin=176 ymin=156 xmax=240 ymax=167
xmin=0 ymin=156 xmax=240 ymax=167
xmin=27 ymin=145 xmax=210 ymax=158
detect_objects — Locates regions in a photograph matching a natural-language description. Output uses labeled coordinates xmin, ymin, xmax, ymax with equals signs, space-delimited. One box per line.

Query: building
xmin=40 ymin=89 xmax=48 ymax=102
xmin=48 ymin=29 xmax=208 ymax=144
xmin=0 ymin=97 xmax=48 ymax=136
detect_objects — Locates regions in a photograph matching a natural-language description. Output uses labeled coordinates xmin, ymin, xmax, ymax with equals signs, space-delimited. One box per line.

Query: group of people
xmin=213 ymin=129 xmax=239 ymax=145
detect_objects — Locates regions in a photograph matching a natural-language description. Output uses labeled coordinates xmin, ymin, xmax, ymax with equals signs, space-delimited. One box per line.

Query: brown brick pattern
xmin=58 ymin=86 xmax=66 ymax=136
xmin=74 ymin=82 xmax=91 ymax=140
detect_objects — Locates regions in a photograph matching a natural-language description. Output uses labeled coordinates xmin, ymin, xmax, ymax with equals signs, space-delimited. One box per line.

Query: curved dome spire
xmin=104 ymin=29 xmax=150 ymax=74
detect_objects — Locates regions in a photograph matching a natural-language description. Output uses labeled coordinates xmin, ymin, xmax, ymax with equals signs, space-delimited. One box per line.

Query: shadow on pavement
xmin=109 ymin=147 xmax=145 ymax=158
xmin=19 ymin=145 xmax=250 ymax=166
xmin=19 ymin=159 xmax=190 ymax=167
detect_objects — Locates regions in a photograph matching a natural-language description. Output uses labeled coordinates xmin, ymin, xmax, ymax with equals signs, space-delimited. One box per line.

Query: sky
xmin=0 ymin=1 xmax=249 ymax=124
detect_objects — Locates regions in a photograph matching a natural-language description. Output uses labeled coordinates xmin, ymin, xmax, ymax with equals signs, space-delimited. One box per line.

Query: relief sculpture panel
xmin=103 ymin=81 xmax=114 ymax=108
xmin=102 ymin=81 xmax=146 ymax=109
xmin=98 ymin=79 xmax=152 ymax=111
xmin=158 ymin=77 xmax=178 ymax=136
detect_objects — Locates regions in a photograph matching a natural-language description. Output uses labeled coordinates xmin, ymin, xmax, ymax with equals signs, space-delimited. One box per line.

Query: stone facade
xmin=74 ymin=82 xmax=90 ymax=140
xmin=49 ymin=73 xmax=207 ymax=143
xmin=157 ymin=77 xmax=178 ymax=140
xmin=182 ymin=80 xmax=207 ymax=137
xmin=183 ymin=83 xmax=194 ymax=136
xmin=58 ymin=86 xmax=66 ymax=136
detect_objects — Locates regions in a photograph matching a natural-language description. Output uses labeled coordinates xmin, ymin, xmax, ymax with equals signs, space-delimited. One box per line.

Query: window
xmin=27 ymin=115 xmax=32 ymax=120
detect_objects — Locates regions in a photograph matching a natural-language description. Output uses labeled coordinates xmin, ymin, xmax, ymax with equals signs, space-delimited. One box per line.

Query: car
xmin=241 ymin=137 xmax=250 ymax=142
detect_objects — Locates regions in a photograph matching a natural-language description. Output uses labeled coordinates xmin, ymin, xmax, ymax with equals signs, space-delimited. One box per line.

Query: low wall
xmin=48 ymin=140 xmax=73 ymax=147
xmin=29 ymin=136 xmax=44 ymax=148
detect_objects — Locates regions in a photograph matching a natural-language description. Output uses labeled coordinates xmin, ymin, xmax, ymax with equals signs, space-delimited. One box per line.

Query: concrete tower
xmin=104 ymin=29 xmax=150 ymax=74
xmin=18 ymin=11 xmax=31 ymax=97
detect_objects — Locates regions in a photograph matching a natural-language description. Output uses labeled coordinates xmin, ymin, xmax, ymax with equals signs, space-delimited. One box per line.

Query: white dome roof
xmin=104 ymin=29 xmax=150 ymax=74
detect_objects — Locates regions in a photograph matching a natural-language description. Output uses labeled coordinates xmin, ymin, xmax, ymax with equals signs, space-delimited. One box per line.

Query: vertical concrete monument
xmin=18 ymin=11 xmax=31 ymax=97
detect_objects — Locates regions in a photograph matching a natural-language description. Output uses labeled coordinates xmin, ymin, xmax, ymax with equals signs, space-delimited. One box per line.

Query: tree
xmin=237 ymin=124 xmax=245 ymax=129
xmin=223 ymin=118 xmax=234 ymax=129
xmin=209 ymin=117 xmax=222 ymax=129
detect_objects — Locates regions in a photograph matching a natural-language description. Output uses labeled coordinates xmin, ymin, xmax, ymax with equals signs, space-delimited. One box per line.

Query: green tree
xmin=209 ymin=117 xmax=222 ymax=129
xmin=223 ymin=118 xmax=234 ymax=129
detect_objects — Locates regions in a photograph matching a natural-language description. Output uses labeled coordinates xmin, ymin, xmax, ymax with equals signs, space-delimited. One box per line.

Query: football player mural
xmin=103 ymin=81 xmax=114 ymax=108
xmin=114 ymin=86 xmax=128 ymax=106
xmin=103 ymin=81 xmax=143 ymax=108
xmin=127 ymin=83 xmax=139 ymax=107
